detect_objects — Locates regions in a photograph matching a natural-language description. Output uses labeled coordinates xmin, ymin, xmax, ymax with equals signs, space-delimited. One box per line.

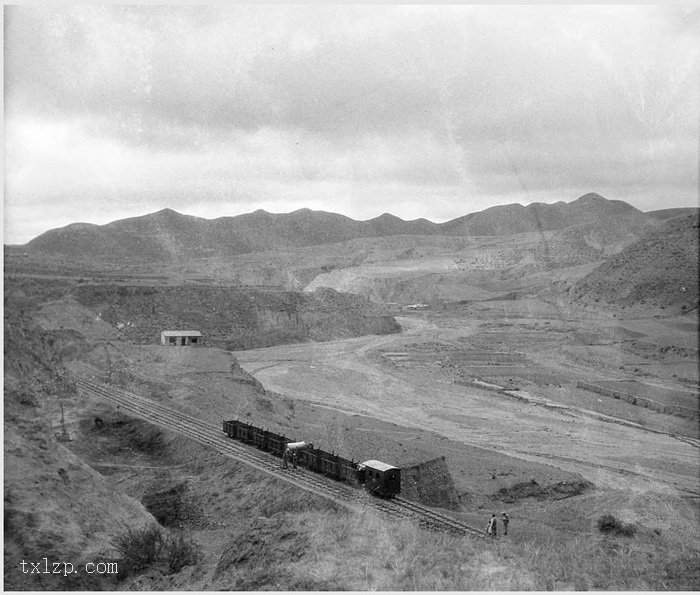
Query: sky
xmin=4 ymin=4 xmax=700 ymax=244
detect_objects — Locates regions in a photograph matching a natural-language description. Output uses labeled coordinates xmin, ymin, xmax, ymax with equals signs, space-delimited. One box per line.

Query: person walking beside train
xmin=487 ymin=514 xmax=498 ymax=538
xmin=292 ymin=449 xmax=298 ymax=469
xmin=502 ymin=512 xmax=509 ymax=536
xmin=282 ymin=448 xmax=289 ymax=469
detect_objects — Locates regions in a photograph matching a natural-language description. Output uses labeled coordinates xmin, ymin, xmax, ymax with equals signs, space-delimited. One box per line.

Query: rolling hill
xmin=21 ymin=193 xmax=660 ymax=263
xmin=645 ymin=207 xmax=699 ymax=222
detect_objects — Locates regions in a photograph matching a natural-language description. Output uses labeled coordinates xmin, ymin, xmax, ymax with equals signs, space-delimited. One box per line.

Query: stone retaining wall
xmin=576 ymin=381 xmax=698 ymax=420
xmin=401 ymin=456 xmax=461 ymax=510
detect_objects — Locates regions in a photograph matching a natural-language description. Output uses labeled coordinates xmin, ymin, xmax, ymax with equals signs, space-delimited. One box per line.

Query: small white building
xmin=160 ymin=330 xmax=203 ymax=346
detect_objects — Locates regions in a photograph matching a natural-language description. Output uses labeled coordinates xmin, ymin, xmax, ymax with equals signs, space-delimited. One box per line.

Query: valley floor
xmin=232 ymin=304 xmax=699 ymax=503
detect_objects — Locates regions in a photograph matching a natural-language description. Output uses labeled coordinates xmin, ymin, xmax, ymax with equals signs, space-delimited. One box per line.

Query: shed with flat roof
xmin=160 ymin=330 xmax=202 ymax=346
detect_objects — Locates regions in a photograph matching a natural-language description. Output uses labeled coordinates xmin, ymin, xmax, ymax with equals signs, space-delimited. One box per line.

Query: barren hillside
xmin=68 ymin=284 xmax=400 ymax=349
xmin=570 ymin=213 xmax=699 ymax=312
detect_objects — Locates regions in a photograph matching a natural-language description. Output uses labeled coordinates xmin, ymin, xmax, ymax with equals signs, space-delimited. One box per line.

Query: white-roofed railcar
xmin=357 ymin=459 xmax=401 ymax=498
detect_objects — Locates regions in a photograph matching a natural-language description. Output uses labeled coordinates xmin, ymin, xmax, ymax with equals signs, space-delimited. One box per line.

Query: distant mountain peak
xmin=575 ymin=192 xmax=607 ymax=202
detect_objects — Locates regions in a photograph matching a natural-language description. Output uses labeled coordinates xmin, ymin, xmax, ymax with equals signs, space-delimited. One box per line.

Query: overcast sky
xmin=4 ymin=4 xmax=699 ymax=244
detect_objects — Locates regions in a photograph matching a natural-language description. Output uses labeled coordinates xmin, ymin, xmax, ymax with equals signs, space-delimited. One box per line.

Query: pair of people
xmin=487 ymin=512 xmax=509 ymax=537
xmin=282 ymin=448 xmax=298 ymax=469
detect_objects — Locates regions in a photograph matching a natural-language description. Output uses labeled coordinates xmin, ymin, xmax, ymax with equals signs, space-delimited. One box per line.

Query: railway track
xmin=75 ymin=377 xmax=485 ymax=539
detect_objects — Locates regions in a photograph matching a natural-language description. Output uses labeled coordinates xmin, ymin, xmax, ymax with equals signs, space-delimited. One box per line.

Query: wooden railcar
xmin=357 ymin=459 xmax=401 ymax=497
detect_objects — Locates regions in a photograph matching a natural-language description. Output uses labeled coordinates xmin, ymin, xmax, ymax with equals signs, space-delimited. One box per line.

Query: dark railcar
xmin=223 ymin=420 xmax=239 ymax=439
xmin=224 ymin=420 xmax=288 ymax=456
xmin=299 ymin=447 xmax=322 ymax=473
xmin=318 ymin=452 xmax=340 ymax=479
xmin=338 ymin=457 xmax=360 ymax=486
xmin=237 ymin=421 xmax=256 ymax=444
xmin=252 ymin=427 xmax=268 ymax=450
xmin=267 ymin=432 xmax=289 ymax=457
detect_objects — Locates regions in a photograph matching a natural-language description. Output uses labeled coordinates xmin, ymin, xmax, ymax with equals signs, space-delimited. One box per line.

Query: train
xmin=222 ymin=419 xmax=401 ymax=497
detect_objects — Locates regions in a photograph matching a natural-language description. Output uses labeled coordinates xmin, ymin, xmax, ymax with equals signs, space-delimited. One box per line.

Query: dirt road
xmin=234 ymin=315 xmax=699 ymax=497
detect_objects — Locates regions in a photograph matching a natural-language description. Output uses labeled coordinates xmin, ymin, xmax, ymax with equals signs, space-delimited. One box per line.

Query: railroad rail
xmin=75 ymin=377 xmax=485 ymax=539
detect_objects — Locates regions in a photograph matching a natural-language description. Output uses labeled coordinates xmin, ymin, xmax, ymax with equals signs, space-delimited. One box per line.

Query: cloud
xmin=4 ymin=5 xmax=699 ymax=243
xmin=11 ymin=5 xmax=695 ymax=139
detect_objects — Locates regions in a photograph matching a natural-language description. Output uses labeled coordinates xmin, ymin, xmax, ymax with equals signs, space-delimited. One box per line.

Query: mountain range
xmin=16 ymin=193 xmax=695 ymax=262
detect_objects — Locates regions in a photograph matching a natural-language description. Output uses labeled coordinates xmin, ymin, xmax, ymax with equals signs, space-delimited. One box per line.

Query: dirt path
xmin=233 ymin=316 xmax=699 ymax=497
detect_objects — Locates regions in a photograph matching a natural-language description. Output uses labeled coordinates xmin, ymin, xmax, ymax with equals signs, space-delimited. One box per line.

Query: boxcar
xmin=358 ymin=460 xmax=401 ymax=497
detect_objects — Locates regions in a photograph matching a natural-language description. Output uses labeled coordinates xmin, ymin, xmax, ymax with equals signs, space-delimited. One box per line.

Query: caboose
xmin=357 ymin=460 xmax=401 ymax=498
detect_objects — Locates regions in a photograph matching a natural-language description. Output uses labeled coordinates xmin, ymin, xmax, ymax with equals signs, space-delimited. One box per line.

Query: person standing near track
xmin=502 ymin=512 xmax=509 ymax=535
xmin=487 ymin=514 xmax=498 ymax=537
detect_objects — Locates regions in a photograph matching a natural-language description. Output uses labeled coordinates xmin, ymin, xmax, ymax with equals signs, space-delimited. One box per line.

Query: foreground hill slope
xmin=4 ymin=294 xmax=156 ymax=590
xmin=570 ymin=213 xmax=699 ymax=312
xmin=22 ymin=194 xmax=659 ymax=263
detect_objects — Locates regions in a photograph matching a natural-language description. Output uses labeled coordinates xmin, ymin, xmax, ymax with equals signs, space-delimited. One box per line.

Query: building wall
xmin=161 ymin=334 xmax=201 ymax=346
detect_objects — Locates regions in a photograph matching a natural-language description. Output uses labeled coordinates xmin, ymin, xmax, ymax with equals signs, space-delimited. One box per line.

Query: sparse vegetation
xmin=495 ymin=478 xmax=594 ymax=503
xmin=111 ymin=525 xmax=201 ymax=577
xmin=111 ymin=525 xmax=164 ymax=574
xmin=141 ymin=482 xmax=191 ymax=527
xmin=165 ymin=531 xmax=203 ymax=574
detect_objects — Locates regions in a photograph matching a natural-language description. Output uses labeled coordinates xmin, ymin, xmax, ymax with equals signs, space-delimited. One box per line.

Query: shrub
xmin=111 ymin=525 xmax=165 ymax=574
xmin=618 ymin=523 xmax=638 ymax=537
xmin=597 ymin=514 xmax=637 ymax=537
xmin=166 ymin=531 xmax=202 ymax=573
xmin=111 ymin=525 xmax=201 ymax=577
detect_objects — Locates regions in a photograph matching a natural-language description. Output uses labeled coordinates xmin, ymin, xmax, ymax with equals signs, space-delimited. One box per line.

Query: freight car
xmin=222 ymin=419 xmax=400 ymax=497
